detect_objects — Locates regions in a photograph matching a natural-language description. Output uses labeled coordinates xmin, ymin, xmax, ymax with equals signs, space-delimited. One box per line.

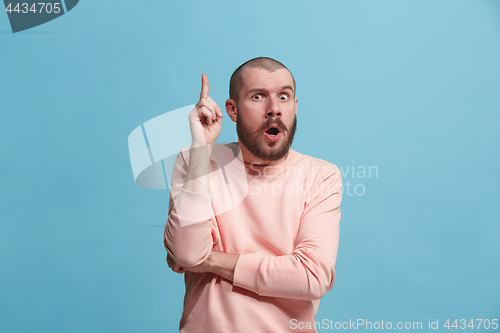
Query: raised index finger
xmin=200 ymin=74 xmax=209 ymax=99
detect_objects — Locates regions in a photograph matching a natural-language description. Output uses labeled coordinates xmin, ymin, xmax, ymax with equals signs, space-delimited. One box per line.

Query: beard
xmin=236 ymin=110 xmax=297 ymax=162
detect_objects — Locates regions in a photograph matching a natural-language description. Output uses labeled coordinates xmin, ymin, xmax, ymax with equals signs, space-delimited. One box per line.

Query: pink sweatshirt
xmin=164 ymin=142 xmax=342 ymax=332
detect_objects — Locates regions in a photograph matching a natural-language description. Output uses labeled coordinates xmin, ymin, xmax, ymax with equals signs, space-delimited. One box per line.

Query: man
xmin=164 ymin=57 xmax=342 ymax=332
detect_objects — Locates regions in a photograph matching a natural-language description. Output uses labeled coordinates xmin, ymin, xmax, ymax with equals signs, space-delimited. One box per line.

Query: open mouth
xmin=265 ymin=126 xmax=280 ymax=136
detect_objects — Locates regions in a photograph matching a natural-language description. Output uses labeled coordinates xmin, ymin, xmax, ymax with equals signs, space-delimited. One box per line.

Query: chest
xmin=210 ymin=170 xmax=307 ymax=255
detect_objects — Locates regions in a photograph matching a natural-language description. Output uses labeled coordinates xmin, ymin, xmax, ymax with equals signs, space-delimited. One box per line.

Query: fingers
xmin=196 ymin=74 xmax=223 ymax=126
xmin=196 ymin=96 xmax=223 ymax=125
xmin=198 ymin=74 xmax=222 ymax=115
xmin=200 ymin=74 xmax=209 ymax=100
xmin=204 ymin=97 xmax=222 ymax=122
xmin=167 ymin=254 xmax=185 ymax=274
xmin=166 ymin=254 xmax=173 ymax=268
xmin=174 ymin=266 xmax=186 ymax=274
xmin=173 ymin=263 xmax=185 ymax=274
xmin=197 ymin=106 xmax=214 ymax=125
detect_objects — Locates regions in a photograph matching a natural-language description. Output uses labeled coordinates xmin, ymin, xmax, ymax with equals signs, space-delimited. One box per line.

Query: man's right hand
xmin=188 ymin=74 xmax=224 ymax=147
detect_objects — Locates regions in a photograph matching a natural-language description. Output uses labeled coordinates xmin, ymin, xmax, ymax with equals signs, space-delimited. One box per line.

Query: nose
xmin=266 ymin=97 xmax=281 ymax=118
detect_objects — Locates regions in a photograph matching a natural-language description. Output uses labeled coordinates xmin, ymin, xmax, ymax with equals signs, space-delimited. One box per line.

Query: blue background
xmin=1 ymin=0 xmax=499 ymax=332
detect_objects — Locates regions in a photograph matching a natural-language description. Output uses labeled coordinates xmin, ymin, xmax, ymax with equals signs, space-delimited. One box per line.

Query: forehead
xmin=240 ymin=67 xmax=294 ymax=93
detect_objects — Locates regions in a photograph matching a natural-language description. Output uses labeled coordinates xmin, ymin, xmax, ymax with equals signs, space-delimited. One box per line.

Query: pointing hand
xmin=188 ymin=74 xmax=223 ymax=146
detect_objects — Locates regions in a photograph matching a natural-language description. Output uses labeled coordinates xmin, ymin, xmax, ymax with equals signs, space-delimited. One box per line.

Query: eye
xmin=279 ymin=93 xmax=289 ymax=101
xmin=252 ymin=93 xmax=264 ymax=100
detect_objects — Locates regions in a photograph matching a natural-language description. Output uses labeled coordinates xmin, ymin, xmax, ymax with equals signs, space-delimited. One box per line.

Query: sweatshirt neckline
xmin=223 ymin=142 xmax=296 ymax=176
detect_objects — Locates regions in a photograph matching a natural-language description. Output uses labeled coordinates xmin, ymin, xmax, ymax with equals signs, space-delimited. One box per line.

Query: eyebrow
xmin=246 ymin=85 xmax=294 ymax=96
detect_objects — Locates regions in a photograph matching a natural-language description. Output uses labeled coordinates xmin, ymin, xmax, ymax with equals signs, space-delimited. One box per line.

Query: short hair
xmin=229 ymin=57 xmax=296 ymax=103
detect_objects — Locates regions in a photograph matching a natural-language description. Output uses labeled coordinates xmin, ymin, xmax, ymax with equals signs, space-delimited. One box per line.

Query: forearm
xmin=164 ymin=145 xmax=216 ymax=267
xmin=178 ymin=251 xmax=239 ymax=281
xmin=207 ymin=251 xmax=239 ymax=281
xmin=183 ymin=143 xmax=213 ymax=195
xmin=232 ymin=250 xmax=336 ymax=300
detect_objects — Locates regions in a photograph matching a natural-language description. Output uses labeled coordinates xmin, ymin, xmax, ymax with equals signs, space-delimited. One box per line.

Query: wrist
xmin=205 ymin=253 xmax=215 ymax=273
xmin=191 ymin=141 xmax=213 ymax=152
xmin=208 ymin=252 xmax=239 ymax=282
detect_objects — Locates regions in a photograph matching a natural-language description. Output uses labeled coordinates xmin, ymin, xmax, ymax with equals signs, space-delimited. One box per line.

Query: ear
xmin=294 ymin=97 xmax=298 ymax=116
xmin=225 ymin=99 xmax=238 ymax=123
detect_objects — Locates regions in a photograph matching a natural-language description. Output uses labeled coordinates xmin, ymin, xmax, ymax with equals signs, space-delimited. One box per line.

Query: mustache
xmin=258 ymin=117 xmax=287 ymax=132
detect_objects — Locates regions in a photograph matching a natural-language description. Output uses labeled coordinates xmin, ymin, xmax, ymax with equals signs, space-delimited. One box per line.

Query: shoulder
xmin=292 ymin=151 xmax=343 ymax=208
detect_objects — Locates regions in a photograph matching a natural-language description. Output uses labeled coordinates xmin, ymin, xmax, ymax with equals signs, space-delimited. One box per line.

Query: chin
xmin=257 ymin=142 xmax=290 ymax=161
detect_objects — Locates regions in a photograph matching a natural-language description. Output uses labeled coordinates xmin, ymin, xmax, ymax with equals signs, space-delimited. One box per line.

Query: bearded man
xmin=164 ymin=57 xmax=342 ymax=333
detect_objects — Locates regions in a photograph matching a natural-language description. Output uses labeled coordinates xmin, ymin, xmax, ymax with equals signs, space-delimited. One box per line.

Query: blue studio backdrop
xmin=1 ymin=1 xmax=499 ymax=332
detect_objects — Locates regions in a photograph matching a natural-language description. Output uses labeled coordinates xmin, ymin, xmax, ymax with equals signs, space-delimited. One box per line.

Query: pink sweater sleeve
xmin=163 ymin=149 xmax=218 ymax=268
xmin=232 ymin=169 xmax=342 ymax=300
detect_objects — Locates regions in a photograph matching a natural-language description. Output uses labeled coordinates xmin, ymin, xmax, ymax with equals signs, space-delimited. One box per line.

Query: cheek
xmin=239 ymin=103 xmax=260 ymax=116
xmin=239 ymin=113 xmax=259 ymax=128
